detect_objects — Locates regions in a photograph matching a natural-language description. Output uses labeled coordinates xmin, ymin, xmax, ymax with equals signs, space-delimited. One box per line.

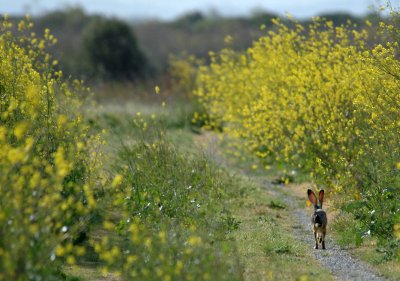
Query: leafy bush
xmin=82 ymin=17 xmax=148 ymax=80
xmin=194 ymin=17 xmax=400 ymax=258
xmin=0 ymin=17 xmax=101 ymax=279
xmin=92 ymin=118 xmax=243 ymax=280
xmin=331 ymin=212 xmax=364 ymax=247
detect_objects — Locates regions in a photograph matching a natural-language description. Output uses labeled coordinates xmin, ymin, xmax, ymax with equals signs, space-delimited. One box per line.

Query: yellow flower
xmin=7 ymin=148 xmax=25 ymax=164
xmin=158 ymin=231 xmax=166 ymax=243
xmin=66 ymin=255 xmax=76 ymax=265
xmin=0 ymin=126 xmax=6 ymax=141
xmin=29 ymin=224 xmax=39 ymax=235
xmin=14 ymin=121 xmax=29 ymax=140
xmin=54 ymin=147 xmax=71 ymax=177
xmin=55 ymin=245 xmax=65 ymax=257
xmin=75 ymin=246 xmax=86 ymax=256
xmin=111 ymin=174 xmax=123 ymax=187
xmin=224 ymin=35 xmax=233 ymax=44
xmin=127 ymin=255 xmax=138 ymax=264
xmin=188 ymin=235 xmax=202 ymax=246
xmin=175 ymin=260 xmax=184 ymax=274
xmin=103 ymin=221 xmax=114 ymax=230
xmin=144 ymin=238 xmax=152 ymax=248
xmin=394 ymin=224 xmax=400 ymax=239
xmin=57 ymin=115 xmax=67 ymax=127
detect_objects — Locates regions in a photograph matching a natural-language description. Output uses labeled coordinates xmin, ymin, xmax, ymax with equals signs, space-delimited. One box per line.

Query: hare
xmin=307 ymin=189 xmax=327 ymax=249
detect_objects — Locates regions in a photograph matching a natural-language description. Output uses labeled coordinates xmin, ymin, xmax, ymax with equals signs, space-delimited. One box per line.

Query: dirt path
xmin=195 ymin=132 xmax=389 ymax=281
xmin=266 ymin=182 xmax=388 ymax=281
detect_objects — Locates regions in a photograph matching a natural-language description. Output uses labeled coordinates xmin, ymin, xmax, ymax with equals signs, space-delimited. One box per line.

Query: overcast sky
xmin=2 ymin=0 xmax=396 ymax=21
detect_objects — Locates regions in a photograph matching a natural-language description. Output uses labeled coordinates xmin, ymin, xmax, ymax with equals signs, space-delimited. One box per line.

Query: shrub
xmin=82 ymin=17 xmax=148 ymax=80
xmin=0 ymin=17 xmax=101 ymax=279
xmin=194 ymin=17 xmax=400 ymax=258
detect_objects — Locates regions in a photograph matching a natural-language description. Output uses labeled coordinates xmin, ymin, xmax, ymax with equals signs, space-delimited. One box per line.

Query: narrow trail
xmin=196 ymin=133 xmax=389 ymax=281
xmin=267 ymin=182 xmax=388 ymax=281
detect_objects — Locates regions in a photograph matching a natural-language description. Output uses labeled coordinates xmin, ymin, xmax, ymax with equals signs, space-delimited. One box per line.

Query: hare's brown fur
xmin=307 ymin=189 xmax=328 ymax=249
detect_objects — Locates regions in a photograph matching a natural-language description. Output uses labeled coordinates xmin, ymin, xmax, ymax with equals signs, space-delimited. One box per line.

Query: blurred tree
xmin=319 ymin=12 xmax=362 ymax=26
xmin=82 ymin=17 xmax=148 ymax=80
xmin=250 ymin=10 xmax=279 ymax=26
xmin=174 ymin=11 xmax=205 ymax=27
xmin=10 ymin=7 xmax=377 ymax=80
xmin=33 ymin=7 xmax=92 ymax=78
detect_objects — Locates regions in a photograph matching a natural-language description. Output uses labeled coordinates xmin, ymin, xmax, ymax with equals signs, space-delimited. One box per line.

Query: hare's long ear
xmin=307 ymin=189 xmax=317 ymax=207
xmin=319 ymin=190 xmax=325 ymax=208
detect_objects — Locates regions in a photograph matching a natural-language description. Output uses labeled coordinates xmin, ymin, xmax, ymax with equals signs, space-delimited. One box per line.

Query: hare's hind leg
xmin=313 ymin=230 xmax=318 ymax=249
xmin=322 ymin=230 xmax=326 ymax=249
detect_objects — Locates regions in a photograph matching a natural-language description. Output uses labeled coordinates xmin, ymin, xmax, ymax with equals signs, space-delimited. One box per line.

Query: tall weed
xmin=0 ymin=17 xmax=101 ymax=279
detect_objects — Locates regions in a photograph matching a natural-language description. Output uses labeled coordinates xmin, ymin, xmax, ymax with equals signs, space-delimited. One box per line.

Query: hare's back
xmin=315 ymin=209 xmax=327 ymax=225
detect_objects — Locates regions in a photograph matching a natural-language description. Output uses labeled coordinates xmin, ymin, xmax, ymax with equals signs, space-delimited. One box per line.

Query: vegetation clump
xmin=82 ymin=17 xmax=148 ymax=81
xmin=194 ymin=16 xmax=400 ymax=259
xmin=94 ymin=121 xmax=243 ymax=280
xmin=0 ymin=16 xmax=243 ymax=280
xmin=0 ymin=16 xmax=101 ymax=279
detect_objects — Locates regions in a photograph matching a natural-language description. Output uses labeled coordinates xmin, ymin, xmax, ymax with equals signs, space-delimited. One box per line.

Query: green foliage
xmin=0 ymin=16 xmax=101 ymax=280
xmin=331 ymin=212 xmax=364 ymax=247
xmin=82 ymin=17 xmax=147 ymax=80
xmin=173 ymin=11 xmax=205 ymax=28
xmin=267 ymin=199 xmax=286 ymax=210
xmin=93 ymin=118 xmax=243 ymax=280
xmin=261 ymin=217 xmax=299 ymax=255
xmin=221 ymin=215 xmax=241 ymax=233
xmin=194 ymin=16 xmax=400 ymax=259
xmin=317 ymin=12 xmax=362 ymax=26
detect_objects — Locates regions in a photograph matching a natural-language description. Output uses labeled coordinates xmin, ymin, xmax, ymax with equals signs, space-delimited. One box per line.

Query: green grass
xmin=331 ymin=212 xmax=400 ymax=281
xmin=88 ymin=100 xmax=334 ymax=281
xmin=64 ymin=265 xmax=120 ymax=281
xmin=267 ymin=199 xmax=287 ymax=210
xmin=68 ymin=101 xmax=243 ymax=280
xmin=73 ymin=100 xmax=400 ymax=281
xmin=230 ymin=181 xmax=334 ymax=281
xmin=80 ymin=99 xmax=399 ymax=281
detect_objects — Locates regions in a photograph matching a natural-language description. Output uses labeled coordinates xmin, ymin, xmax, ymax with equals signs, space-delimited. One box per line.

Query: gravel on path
xmin=197 ymin=133 xmax=389 ymax=281
xmin=272 ymin=184 xmax=389 ymax=281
